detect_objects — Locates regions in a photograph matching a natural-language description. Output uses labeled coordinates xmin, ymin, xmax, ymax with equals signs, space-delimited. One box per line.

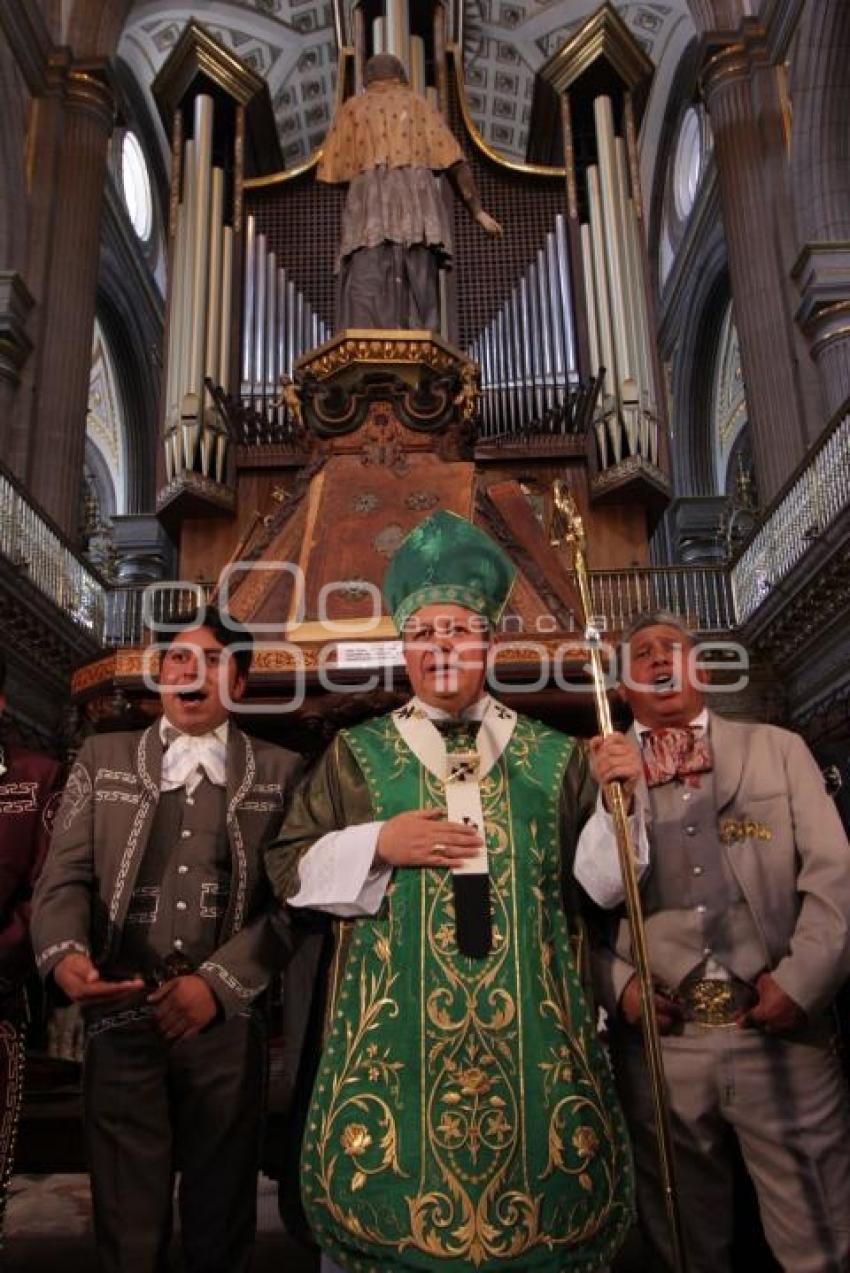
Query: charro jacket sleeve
xmin=30 ymin=743 xmax=97 ymax=979
xmin=770 ymin=731 xmax=850 ymax=1016
xmin=196 ymin=904 xmax=290 ymax=1019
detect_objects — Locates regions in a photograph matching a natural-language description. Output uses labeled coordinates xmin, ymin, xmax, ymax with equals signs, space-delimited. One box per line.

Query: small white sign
xmin=336 ymin=640 xmax=405 ymax=668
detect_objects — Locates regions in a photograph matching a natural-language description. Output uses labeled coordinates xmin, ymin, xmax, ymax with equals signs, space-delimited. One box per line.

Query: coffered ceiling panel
xmin=118 ymin=1 xmax=695 ymax=169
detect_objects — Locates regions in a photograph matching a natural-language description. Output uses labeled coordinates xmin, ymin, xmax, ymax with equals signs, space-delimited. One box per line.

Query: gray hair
xmin=622 ymin=610 xmax=697 ymax=646
xmin=616 ymin=610 xmax=696 ymax=683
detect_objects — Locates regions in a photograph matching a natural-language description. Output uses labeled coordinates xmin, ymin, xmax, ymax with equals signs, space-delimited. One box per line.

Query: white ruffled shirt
xmin=159 ymin=718 xmax=228 ymax=796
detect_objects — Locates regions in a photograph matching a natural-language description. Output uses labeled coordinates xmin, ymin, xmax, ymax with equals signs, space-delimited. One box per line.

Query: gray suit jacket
xmin=594 ymin=713 xmax=850 ymax=1018
xmin=31 ymin=724 xmax=301 ymax=1018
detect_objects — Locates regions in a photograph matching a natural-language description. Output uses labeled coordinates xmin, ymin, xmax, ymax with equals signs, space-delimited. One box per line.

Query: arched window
xmin=120 ymin=130 xmax=153 ymax=243
xmin=672 ymin=106 xmax=703 ymax=222
xmin=659 ymin=103 xmax=712 ymax=288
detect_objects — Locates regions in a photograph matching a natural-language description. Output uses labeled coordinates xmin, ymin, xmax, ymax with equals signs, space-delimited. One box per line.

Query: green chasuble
xmin=268 ymin=708 xmax=634 ymax=1272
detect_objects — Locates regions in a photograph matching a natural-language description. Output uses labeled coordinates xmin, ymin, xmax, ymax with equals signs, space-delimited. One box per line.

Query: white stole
xmin=391 ymin=696 xmax=516 ymax=876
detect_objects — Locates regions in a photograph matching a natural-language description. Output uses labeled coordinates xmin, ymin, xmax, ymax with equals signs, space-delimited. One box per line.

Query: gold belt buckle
xmin=681 ymin=978 xmax=739 ymax=1027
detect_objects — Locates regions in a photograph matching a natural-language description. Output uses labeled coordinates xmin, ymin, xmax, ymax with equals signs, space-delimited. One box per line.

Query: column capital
xmin=792 ymin=243 xmax=850 ymax=353
xmin=699 ymin=19 xmax=773 ymax=104
xmin=0 ymin=271 xmax=35 ymax=386
xmin=65 ymin=63 xmax=115 ymax=132
xmin=43 ymin=52 xmax=115 ymax=130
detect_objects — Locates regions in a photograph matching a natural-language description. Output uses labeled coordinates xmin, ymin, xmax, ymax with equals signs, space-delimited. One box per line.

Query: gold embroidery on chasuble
xmin=301 ymin=714 xmax=633 ymax=1272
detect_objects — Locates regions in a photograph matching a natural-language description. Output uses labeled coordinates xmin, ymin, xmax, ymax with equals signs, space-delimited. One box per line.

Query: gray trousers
xmin=338 ymin=243 xmax=441 ymax=331
xmin=84 ymin=1011 xmax=266 ymax=1273
xmin=612 ymin=1020 xmax=850 ymax=1273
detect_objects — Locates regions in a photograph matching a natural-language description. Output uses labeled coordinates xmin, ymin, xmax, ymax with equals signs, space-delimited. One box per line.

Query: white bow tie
xmin=161 ymin=731 xmax=226 ymax=795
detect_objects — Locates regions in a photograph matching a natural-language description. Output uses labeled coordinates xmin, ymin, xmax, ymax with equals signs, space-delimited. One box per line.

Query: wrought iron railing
xmin=99 ymin=565 xmax=734 ymax=647
xmin=583 ymin=566 xmax=734 ymax=635
xmin=0 ymin=463 xmax=106 ymax=637
xmin=103 ymin=582 xmax=215 ymax=647
xmin=731 ymin=409 xmax=850 ymax=623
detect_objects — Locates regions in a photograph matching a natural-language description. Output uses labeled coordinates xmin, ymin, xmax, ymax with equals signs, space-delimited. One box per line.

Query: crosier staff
xmin=550 ymin=480 xmax=688 ymax=1273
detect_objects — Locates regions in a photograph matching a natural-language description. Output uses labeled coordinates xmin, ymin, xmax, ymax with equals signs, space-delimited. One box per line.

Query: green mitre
xmin=383 ymin=509 xmax=516 ymax=631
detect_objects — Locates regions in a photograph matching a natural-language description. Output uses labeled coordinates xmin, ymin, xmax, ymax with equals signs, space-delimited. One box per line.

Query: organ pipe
xmin=578 ymin=95 xmax=659 ymax=474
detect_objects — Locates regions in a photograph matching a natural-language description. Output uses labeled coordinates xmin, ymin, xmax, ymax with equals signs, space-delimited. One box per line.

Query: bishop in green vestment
xmin=266 ymin=511 xmax=634 ymax=1272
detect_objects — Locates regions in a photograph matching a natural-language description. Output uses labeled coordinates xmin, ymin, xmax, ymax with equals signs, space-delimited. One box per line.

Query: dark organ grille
xmin=447 ymin=79 xmax=575 ymax=354
xmin=246 ymin=170 xmax=343 ymax=331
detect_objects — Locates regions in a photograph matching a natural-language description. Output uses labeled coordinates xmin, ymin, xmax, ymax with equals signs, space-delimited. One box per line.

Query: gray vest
xmin=643 ymin=769 xmax=766 ymax=988
xmin=112 ymin=778 xmax=230 ymax=978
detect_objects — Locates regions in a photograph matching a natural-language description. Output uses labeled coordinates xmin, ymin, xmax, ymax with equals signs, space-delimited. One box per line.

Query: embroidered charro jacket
xmin=593 ymin=714 xmax=850 ymax=1019
xmin=0 ymin=744 xmax=63 ymax=996
xmin=266 ymin=705 xmax=634 ymax=1272
xmin=31 ymin=725 xmax=300 ymax=1018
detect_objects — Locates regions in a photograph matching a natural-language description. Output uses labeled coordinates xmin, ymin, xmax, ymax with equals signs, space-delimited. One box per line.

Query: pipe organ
xmin=160 ymin=90 xmax=331 ymax=482
xmin=582 ymin=95 xmax=659 ymax=474
xmin=154 ymin=2 xmax=669 ymax=553
xmin=115 ymin=0 xmax=682 ymax=694
xmin=469 ymin=213 xmax=580 ymax=439
xmin=240 ymin=213 xmax=331 ymax=429
xmin=163 ymin=93 xmax=232 ymax=487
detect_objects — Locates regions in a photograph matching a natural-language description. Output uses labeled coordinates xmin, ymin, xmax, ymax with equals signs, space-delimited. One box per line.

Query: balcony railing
xmin=583 ymin=566 xmax=735 ymax=636
xmin=98 ymin=565 xmax=734 ymax=648
xmin=104 ymin=582 xmax=214 ymax=648
xmin=731 ymin=409 xmax=850 ymax=623
xmin=0 ymin=464 xmax=106 ymax=638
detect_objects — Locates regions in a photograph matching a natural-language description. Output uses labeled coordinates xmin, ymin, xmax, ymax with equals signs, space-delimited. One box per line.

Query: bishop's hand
xmin=375 ymin=808 xmax=482 ymax=870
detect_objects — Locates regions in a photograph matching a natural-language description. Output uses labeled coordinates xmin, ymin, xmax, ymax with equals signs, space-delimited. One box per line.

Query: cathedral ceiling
xmin=118 ymin=0 xmax=696 ymax=168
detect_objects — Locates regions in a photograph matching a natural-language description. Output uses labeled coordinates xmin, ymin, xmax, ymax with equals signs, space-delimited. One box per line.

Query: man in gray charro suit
xmin=578 ymin=611 xmax=850 ymax=1273
xmin=31 ymin=608 xmax=301 ymax=1273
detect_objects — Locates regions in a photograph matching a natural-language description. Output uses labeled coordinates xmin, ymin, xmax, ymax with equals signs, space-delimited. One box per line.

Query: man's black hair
xmin=0 ymin=649 xmax=6 ymax=695
xmin=164 ymin=605 xmax=253 ymax=679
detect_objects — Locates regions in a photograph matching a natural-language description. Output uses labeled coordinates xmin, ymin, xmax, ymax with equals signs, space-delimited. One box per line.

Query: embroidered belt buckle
xmin=679 ymin=978 xmax=756 ymax=1028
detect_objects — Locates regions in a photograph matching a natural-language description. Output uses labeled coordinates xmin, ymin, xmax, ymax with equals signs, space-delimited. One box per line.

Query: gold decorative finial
xmin=277 ymin=374 xmax=302 ymax=425
xmin=453 ymin=360 xmax=480 ymax=425
xmin=549 ymin=479 xmax=585 ymax=554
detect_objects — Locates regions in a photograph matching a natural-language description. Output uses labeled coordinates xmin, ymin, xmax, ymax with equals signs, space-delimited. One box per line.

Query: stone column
xmin=26 ymin=64 xmax=114 ymax=538
xmin=700 ymin=24 xmax=818 ymax=501
xmin=790 ymin=0 xmax=850 ymax=419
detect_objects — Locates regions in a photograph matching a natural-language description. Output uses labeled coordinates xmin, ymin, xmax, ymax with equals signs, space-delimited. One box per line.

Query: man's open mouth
xmin=177 ymin=690 xmax=207 ymax=703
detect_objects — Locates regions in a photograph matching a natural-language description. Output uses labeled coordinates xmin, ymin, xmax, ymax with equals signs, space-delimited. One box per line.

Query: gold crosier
xmin=549 ymin=481 xmax=688 ymax=1273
